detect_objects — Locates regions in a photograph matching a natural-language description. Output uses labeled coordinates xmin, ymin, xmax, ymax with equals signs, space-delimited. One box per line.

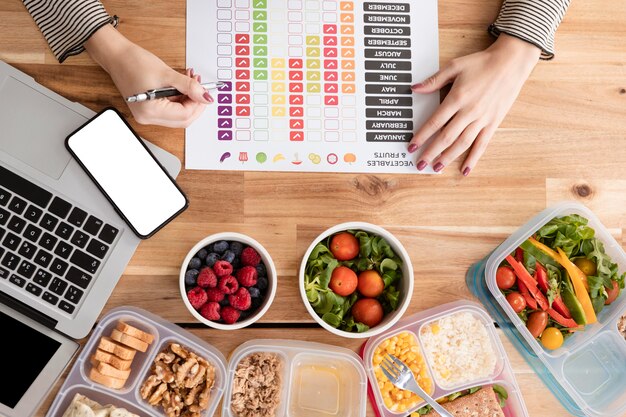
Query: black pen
xmin=125 ymin=81 xmax=225 ymax=103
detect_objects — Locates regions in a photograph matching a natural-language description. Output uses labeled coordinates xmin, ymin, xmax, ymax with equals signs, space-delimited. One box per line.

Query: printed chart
xmin=186 ymin=0 xmax=439 ymax=173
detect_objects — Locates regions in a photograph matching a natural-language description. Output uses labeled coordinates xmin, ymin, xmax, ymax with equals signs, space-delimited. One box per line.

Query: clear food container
xmin=221 ymin=339 xmax=367 ymax=417
xmin=45 ymin=306 xmax=227 ymax=417
xmin=361 ymin=300 xmax=529 ymax=417
xmin=467 ymin=201 xmax=626 ymax=417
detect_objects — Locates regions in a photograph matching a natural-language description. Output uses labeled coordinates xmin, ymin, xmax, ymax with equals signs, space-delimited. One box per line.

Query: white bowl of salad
xmin=299 ymin=222 xmax=414 ymax=339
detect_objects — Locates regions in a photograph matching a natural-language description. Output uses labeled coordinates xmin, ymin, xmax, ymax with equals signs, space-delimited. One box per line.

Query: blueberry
xmin=248 ymin=287 xmax=261 ymax=298
xmin=184 ymin=269 xmax=199 ymax=286
xmin=205 ymin=252 xmax=220 ymax=267
xmin=239 ymin=310 xmax=251 ymax=320
xmin=251 ymin=297 xmax=263 ymax=310
xmin=221 ymin=250 xmax=236 ymax=263
xmin=257 ymin=276 xmax=268 ymax=290
xmin=213 ymin=240 xmax=229 ymax=254
xmin=229 ymin=241 xmax=244 ymax=256
xmin=188 ymin=257 xmax=202 ymax=270
xmin=255 ymin=263 xmax=267 ymax=277
xmin=196 ymin=248 xmax=208 ymax=260
xmin=219 ymin=298 xmax=230 ymax=307
xmin=231 ymin=257 xmax=242 ymax=270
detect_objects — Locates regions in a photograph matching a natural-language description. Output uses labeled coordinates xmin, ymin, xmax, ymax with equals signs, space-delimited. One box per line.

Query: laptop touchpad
xmin=0 ymin=77 xmax=87 ymax=179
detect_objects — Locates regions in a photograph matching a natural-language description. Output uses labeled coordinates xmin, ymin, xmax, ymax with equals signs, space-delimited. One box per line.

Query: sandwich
xmin=61 ymin=393 xmax=139 ymax=417
xmin=413 ymin=385 xmax=507 ymax=417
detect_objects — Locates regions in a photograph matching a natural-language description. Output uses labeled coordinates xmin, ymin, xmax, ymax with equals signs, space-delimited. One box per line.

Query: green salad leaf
xmin=413 ymin=385 xmax=507 ymax=416
xmin=304 ymin=230 xmax=402 ymax=333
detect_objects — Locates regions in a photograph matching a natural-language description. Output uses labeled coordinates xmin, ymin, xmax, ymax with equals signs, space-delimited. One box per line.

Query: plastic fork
xmin=380 ymin=354 xmax=453 ymax=417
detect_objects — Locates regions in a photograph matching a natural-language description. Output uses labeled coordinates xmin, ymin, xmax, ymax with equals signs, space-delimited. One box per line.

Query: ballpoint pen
xmin=125 ymin=81 xmax=226 ymax=102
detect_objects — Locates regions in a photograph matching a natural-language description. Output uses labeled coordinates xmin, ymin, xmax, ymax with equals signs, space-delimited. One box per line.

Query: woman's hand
xmin=409 ymin=34 xmax=541 ymax=175
xmin=85 ymin=25 xmax=211 ymax=128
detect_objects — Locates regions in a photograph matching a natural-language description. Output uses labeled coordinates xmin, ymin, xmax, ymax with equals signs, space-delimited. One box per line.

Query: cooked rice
xmin=420 ymin=311 xmax=497 ymax=388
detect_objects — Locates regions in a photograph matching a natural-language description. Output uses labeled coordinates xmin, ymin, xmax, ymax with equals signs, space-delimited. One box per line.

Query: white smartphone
xmin=65 ymin=107 xmax=188 ymax=239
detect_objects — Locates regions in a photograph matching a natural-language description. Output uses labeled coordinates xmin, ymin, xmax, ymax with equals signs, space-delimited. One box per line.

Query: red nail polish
xmin=408 ymin=144 xmax=417 ymax=153
xmin=433 ymin=162 xmax=444 ymax=172
xmin=203 ymin=92 xmax=212 ymax=102
xmin=417 ymin=160 xmax=427 ymax=171
xmin=462 ymin=167 xmax=471 ymax=176
xmin=411 ymin=82 xmax=424 ymax=89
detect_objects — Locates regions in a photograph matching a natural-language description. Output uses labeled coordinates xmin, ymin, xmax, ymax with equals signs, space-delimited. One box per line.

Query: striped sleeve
xmin=489 ymin=0 xmax=571 ymax=60
xmin=22 ymin=0 xmax=118 ymax=63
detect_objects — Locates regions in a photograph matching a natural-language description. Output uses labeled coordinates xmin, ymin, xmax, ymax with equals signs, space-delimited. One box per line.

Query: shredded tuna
xmin=231 ymin=352 xmax=282 ymax=417
xmin=619 ymin=314 xmax=626 ymax=340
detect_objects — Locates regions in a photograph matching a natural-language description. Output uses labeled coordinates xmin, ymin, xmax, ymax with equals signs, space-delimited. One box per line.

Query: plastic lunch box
xmin=45 ymin=306 xmax=228 ymax=417
xmin=466 ymin=201 xmax=626 ymax=417
xmin=360 ymin=300 xmax=530 ymax=417
xmin=220 ymin=339 xmax=368 ymax=417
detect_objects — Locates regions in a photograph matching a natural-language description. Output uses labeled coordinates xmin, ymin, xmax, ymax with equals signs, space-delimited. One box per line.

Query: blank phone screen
xmin=67 ymin=109 xmax=187 ymax=237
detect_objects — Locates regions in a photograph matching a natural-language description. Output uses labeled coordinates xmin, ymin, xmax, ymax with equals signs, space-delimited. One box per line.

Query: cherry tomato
xmin=351 ymin=298 xmax=384 ymax=327
xmin=330 ymin=232 xmax=360 ymax=261
xmin=329 ymin=266 xmax=358 ymax=296
xmin=506 ymin=292 xmax=526 ymax=313
xmin=605 ymin=280 xmax=620 ymax=305
xmin=541 ymin=327 xmax=564 ymax=350
xmin=358 ymin=270 xmax=385 ymax=297
xmin=527 ymin=311 xmax=548 ymax=339
xmin=574 ymin=258 xmax=597 ymax=276
xmin=496 ymin=266 xmax=516 ymax=290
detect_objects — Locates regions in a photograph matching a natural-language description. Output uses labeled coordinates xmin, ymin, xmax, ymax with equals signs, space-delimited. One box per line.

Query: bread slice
xmin=424 ymin=386 xmax=505 ymax=417
xmin=88 ymin=367 xmax=127 ymax=389
xmin=91 ymin=359 xmax=132 ymax=380
xmin=116 ymin=321 xmax=155 ymax=344
xmin=98 ymin=336 xmax=137 ymax=360
xmin=92 ymin=349 xmax=133 ymax=370
xmin=110 ymin=329 xmax=149 ymax=352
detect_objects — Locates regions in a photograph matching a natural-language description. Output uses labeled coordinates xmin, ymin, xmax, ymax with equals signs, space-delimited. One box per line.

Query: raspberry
xmin=229 ymin=287 xmax=252 ymax=311
xmin=197 ymin=267 xmax=217 ymax=288
xmin=187 ymin=287 xmax=208 ymax=310
xmin=221 ymin=306 xmax=241 ymax=324
xmin=199 ymin=302 xmax=221 ymax=321
xmin=213 ymin=260 xmax=234 ymax=277
xmin=236 ymin=266 xmax=258 ymax=287
xmin=206 ymin=288 xmax=225 ymax=302
xmin=218 ymin=275 xmax=239 ymax=295
xmin=241 ymin=247 xmax=261 ymax=267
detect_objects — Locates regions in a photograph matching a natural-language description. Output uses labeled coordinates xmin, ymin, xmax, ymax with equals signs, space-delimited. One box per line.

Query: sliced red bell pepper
xmin=552 ymin=296 xmax=572 ymax=319
xmin=518 ymin=278 xmax=538 ymax=309
xmin=535 ymin=263 xmax=549 ymax=294
xmin=505 ymin=255 xmax=549 ymax=310
xmin=547 ymin=308 xmax=579 ymax=328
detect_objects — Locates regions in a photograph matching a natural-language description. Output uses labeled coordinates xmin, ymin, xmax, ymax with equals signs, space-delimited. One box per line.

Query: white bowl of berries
xmin=180 ymin=232 xmax=277 ymax=330
xmin=299 ymin=222 xmax=414 ymax=339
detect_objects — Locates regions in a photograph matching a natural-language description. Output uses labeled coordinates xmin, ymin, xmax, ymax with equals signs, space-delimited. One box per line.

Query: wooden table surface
xmin=2 ymin=0 xmax=625 ymax=416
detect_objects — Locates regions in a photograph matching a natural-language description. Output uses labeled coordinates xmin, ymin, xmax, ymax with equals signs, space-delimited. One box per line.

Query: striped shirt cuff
xmin=489 ymin=0 xmax=571 ymax=60
xmin=23 ymin=0 xmax=118 ymax=63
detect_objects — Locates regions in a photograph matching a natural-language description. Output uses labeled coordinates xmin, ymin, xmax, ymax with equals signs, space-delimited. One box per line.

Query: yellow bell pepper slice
xmin=528 ymin=237 xmax=588 ymax=290
xmin=556 ymin=247 xmax=597 ymax=324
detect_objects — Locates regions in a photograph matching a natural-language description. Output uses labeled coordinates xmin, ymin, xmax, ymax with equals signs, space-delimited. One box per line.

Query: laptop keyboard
xmin=0 ymin=165 xmax=119 ymax=316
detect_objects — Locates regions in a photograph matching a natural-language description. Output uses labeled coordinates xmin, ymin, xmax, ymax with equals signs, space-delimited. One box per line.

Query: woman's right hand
xmin=85 ymin=25 xmax=211 ymax=128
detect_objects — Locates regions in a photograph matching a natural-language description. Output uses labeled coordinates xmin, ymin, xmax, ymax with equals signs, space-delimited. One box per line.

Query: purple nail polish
xmin=203 ymin=92 xmax=212 ymax=102
xmin=462 ymin=167 xmax=471 ymax=176
xmin=433 ymin=162 xmax=444 ymax=172
xmin=408 ymin=144 xmax=417 ymax=153
xmin=416 ymin=160 xmax=427 ymax=171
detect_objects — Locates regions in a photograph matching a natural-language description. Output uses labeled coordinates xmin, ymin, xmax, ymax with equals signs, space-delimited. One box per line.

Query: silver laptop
xmin=0 ymin=60 xmax=182 ymax=417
